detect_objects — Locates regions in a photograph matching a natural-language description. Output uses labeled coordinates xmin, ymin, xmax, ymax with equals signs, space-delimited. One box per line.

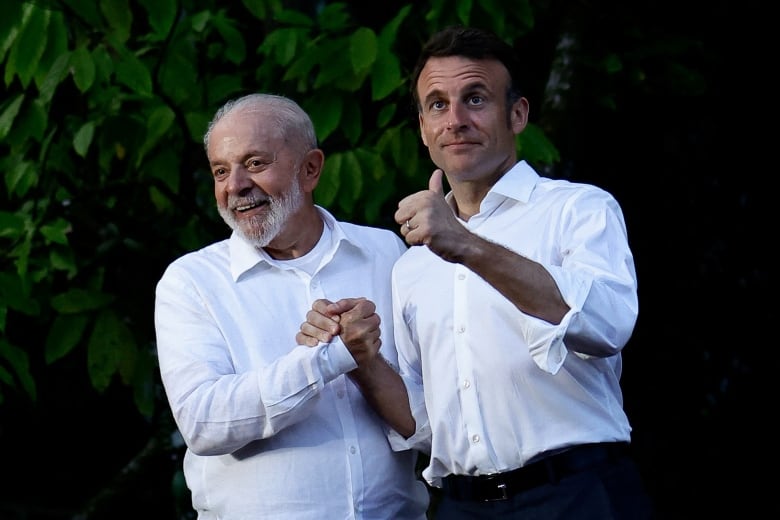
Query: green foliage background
xmin=1 ymin=0 xmax=767 ymax=518
xmin=0 ymin=0 xmax=559 ymax=416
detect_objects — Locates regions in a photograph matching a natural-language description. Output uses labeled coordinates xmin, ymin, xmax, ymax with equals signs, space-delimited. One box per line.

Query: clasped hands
xmin=297 ymin=297 xmax=382 ymax=367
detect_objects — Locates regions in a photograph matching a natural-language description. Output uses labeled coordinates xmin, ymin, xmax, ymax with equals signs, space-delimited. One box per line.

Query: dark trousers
xmin=435 ymin=455 xmax=654 ymax=520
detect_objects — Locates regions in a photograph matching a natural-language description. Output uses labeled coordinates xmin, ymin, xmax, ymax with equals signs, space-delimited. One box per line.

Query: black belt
xmin=441 ymin=442 xmax=630 ymax=502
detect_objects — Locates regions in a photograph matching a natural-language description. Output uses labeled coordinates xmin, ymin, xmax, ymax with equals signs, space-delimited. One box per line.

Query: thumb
xmin=429 ymin=168 xmax=445 ymax=195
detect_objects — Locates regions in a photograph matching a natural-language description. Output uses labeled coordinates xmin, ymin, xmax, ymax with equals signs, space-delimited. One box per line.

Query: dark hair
xmin=410 ymin=26 xmax=524 ymax=112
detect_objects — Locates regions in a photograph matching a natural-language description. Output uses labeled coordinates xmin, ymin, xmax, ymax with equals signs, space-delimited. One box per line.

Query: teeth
xmin=235 ymin=201 xmax=261 ymax=211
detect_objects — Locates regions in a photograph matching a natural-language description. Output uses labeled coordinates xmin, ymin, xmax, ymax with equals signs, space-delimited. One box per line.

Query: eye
xmin=212 ymin=167 xmax=228 ymax=180
xmin=247 ymin=157 xmax=274 ymax=171
xmin=431 ymin=100 xmax=446 ymax=111
xmin=468 ymin=95 xmax=484 ymax=106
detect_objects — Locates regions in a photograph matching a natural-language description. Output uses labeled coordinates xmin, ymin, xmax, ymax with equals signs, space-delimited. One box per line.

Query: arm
xmin=395 ymin=169 xmax=569 ymax=324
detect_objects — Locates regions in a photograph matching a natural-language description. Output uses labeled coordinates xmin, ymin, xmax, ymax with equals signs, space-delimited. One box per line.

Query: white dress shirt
xmin=155 ymin=207 xmax=428 ymax=520
xmin=389 ymin=161 xmax=638 ymax=488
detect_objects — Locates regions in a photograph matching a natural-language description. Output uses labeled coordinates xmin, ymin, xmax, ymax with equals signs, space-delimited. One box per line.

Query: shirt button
xmin=457 ymin=326 xmax=465 ymax=333
xmin=458 ymin=273 xmax=465 ymax=280
xmin=350 ymin=446 xmax=357 ymax=454
xmin=463 ymin=380 xmax=471 ymax=389
xmin=337 ymin=390 xmax=345 ymax=399
xmin=471 ymin=434 xmax=480 ymax=444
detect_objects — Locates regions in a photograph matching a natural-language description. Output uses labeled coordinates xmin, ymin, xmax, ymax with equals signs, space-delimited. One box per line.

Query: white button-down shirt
xmin=389 ymin=161 xmax=637 ymax=488
xmin=155 ymin=207 xmax=428 ymax=519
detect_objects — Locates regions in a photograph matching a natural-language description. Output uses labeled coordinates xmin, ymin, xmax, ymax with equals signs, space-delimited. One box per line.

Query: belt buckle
xmin=484 ymin=481 xmax=509 ymax=502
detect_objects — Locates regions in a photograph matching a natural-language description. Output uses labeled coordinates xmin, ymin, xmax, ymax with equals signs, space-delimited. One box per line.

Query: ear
xmin=510 ymin=97 xmax=530 ymax=134
xmin=300 ymin=148 xmax=325 ymax=193
xmin=419 ymin=113 xmax=429 ymax=148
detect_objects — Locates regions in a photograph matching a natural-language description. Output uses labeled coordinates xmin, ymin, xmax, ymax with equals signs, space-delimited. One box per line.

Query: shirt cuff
xmin=317 ymin=337 xmax=358 ymax=383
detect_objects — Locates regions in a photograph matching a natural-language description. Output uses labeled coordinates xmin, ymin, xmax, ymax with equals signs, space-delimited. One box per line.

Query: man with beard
xmin=153 ymin=93 xmax=429 ymax=520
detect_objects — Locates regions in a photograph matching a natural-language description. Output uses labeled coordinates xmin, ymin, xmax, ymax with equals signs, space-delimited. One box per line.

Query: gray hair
xmin=203 ymin=93 xmax=318 ymax=152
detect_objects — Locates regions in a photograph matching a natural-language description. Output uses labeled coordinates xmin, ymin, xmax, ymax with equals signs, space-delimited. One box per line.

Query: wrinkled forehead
xmin=417 ymin=56 xmax=510 ymax=97
xmin=209 ymin=110 xmax=283 ymax=155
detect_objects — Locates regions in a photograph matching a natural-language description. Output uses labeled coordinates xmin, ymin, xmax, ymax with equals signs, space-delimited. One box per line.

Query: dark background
xmin=0 ymin=0 xmax=770 ymax=518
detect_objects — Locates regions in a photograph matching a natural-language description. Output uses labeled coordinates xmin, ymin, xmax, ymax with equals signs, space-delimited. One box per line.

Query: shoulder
xmin=158 ymin=239 xmax=231 ymax=282
xmin=336 ymin=221 xmax=407 ymax=256
xmin=536 ymin=177 xmax=623 ymax=210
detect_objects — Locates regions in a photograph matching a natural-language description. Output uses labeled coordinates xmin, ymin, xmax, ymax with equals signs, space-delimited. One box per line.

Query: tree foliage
xmin=0 ymin=0 xmax=557 ymax=415
xmin=3 ymin=0 xmax=746 ymax=518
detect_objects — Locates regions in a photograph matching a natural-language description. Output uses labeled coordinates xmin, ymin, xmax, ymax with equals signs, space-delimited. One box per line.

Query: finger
xmin=299 ymin=320 xmax=336 ymax=342
xmin=429 ymin=168 xmax=445 ymax=195
xmin=295 ymin=330 xmax=320 ymax=347
xmin=305 ymin=309 xmax=341 ymax=335
xmin=343 ymin=301 xmax=377 ymax=321
xmin=326 ymin=297 xmax=367 ymax=316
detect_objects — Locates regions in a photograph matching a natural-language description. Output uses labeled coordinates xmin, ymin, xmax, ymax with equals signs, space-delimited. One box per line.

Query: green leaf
xmin=112 ymin=45 xmax=153 ymax=97
xmin=377 ymin=5 xmax=411 ymax=49
xmin=305 ymin=94 xmax=342 ymax=143
xmin=87 ymin=310 xmax=137 ymax=392
xmin=260 ymin=28 xmax=302 ymax=67
xmin=349 ymin=28 xmax=377 ymax=73
xmin=371 ymin=49 xmax=402 ymax=101
xmin=274 ymin=9 xmax=313 ymax=26
xmin=0 ymin=211 xmax=25 ymax=240
xmin=0 ymin=0 xmax=24 ymax=63
xmin=101 ymin=0 xmax=132 ymax=44
xmin=317 ymin=2 xmax=350 ymax=31
xmin=71 ymin=45 xmax=96 ymax=92
xmin=38 ymin=52 xmax=71 ymax=105
xmin=49 ymin=247 xmax=77 ymax=278
xmin=341 ymin=150 xmax=362 ymax=202
xmin=138 ymin=0 xmax=176 ymax=40
xmin=50 ymin=288 xmax=115 ymax=314
xmin=0 ymin=272 xmax=39 ymax=316
xmin=6 ymin=160 xmax=37 ymax=198
xmin=5 ymin=3 xmax=50 ymax=88
xmin=6 ymin=98 xmax=47 ymax=146
xmin=39 ymin=217 xmax=72 ymax=245
xmin=190 ymin=10 xmax=210 ymax=32
xmin=142 ymin=147 xmax=180 ymax=193
xmin=212 ymin=12 xmax=247 ymax=65
xmin=0 ymin=339 xmax=36 ymax=400
xmin=73 ymin=121 xmax=95 ymax=158
xmin=456 ymin=0 xmax=473 ymax=25
xmin=517 ymin=123 xmax=559 ymax=165
xmin=45 ymin=313 xmax=90 ymax=364
xmin=0 ymin=94 xmax=24 ymax=141
xmin=316 ymin=152 xmax=341 ymax=208
xmin=241 ymin=0 xmax=267 ymax=20
xmin=137 ymin=104 xmax=176 ymax=166
xmin=33 ymin=8 xmax=67 ymax=90
xmin=377 ymin=104 xmax=396 ymax=128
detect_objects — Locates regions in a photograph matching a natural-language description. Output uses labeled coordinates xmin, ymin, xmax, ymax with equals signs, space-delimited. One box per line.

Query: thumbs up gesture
xmin=395 ymin=169 xmax=470 ymax=263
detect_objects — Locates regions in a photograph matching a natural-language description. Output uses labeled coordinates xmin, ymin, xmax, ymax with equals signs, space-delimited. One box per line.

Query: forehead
xmin=208 ymin=110 xmax=282 ymax=157
xmin=417 ymin=55 xmax=510 ymax=98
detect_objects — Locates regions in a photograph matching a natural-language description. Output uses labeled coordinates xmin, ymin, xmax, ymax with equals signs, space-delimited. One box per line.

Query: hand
xmin=395 ymin=168 xmax=469 ymax=262
xmin=297 ymin=298 xmax=382 ymax=367
xmin=296 ymin=298 xmax=342 ymax=347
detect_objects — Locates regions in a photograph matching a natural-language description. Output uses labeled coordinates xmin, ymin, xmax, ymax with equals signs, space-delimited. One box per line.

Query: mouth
xmin=443 ymin=141 xmax=478 ymax=149
xmin=233 ymin=199 xmax=268 ymax=213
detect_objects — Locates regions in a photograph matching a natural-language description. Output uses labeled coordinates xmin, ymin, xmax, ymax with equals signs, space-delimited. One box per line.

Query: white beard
xmin=218 ymin=178 xmax=303 ymax=248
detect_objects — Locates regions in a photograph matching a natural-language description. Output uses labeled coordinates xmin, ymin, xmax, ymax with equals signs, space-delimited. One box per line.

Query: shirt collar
xmin=488 ymin=160 xmax=539 ymax=204
xmin=443 ymin=160 xmax=540 ymax=216
xmin=227 ymin=205 xmax=355 ymax=281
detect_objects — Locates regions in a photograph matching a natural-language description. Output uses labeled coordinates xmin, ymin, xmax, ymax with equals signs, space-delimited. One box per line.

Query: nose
xmin=225 ymin=165 xmax=253 ymax=195
xmin=447 ymin=102 xmax=469 ymax=130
